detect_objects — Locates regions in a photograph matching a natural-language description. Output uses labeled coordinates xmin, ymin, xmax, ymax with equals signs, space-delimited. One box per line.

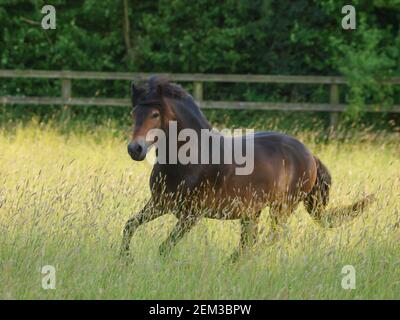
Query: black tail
xmin=304 ymin=157 xmax=332 ymax=219
xmin=304 ymin=157 xmax=374 ymax=228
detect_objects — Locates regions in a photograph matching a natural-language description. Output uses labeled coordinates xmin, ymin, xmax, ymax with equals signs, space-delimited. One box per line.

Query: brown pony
xmin=120 ymin=76 xmax=374 ymax=260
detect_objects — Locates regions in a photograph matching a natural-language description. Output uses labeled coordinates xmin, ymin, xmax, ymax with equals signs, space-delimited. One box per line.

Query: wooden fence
xmin=1 ymin=69 xmax=400 ymax=128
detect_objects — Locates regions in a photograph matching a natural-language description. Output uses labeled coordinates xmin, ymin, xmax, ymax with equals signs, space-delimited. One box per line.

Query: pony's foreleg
xmin=120 ymin=200 xmax=164 ymax=257
xmin=230 ymin=214 xmax=260 ymax=261
xmin=159 ymin=215 xmax=198 ymax=257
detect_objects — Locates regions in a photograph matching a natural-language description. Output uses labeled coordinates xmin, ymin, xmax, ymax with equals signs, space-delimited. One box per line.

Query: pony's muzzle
xmin=128 ymin=141 xmax=147 ymax=161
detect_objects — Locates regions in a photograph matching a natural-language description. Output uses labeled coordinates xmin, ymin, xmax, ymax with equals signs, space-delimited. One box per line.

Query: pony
xmin=120 ymin=76 xmax=374 ymax=260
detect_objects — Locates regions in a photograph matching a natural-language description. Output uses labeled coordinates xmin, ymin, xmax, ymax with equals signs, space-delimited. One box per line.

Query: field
xmin=0 ymin=123 xmax=399 ymax=299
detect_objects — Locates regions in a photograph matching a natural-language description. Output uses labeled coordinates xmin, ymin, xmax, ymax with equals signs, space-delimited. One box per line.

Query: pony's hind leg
xmin=120 ymin=200 xmax=164 ymax=257
xmin=230 ymin=212 xmax=261 ymax=261
xmin=267 ymin=202 xmax=297 ymax=244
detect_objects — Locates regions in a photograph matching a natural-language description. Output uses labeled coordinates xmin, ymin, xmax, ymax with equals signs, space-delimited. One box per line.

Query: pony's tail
xmin=304 ymin=157 xmax=374 ymax=228
xmin=304 ymin=157 xmax=331 ymax=218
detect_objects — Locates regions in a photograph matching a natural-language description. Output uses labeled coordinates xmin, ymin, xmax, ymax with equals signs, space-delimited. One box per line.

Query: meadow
xmin=0 ymin=121 xmax=399 ymax=299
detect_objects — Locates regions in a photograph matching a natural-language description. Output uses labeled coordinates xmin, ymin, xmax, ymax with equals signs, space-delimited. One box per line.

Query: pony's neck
xmin=157 ymin=96 xmax=219 ymax=168
xmin=170 ymin=97 xmax=212 ymax=133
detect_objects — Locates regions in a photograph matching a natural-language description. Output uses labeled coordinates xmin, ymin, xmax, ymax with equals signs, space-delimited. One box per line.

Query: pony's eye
xmin=151 ymin=112 xmax=160 ymax=119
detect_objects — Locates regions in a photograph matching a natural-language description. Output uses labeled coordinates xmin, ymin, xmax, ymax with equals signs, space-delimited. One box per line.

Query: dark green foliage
xmin=0 ymin=0 xmax=399 ymax=128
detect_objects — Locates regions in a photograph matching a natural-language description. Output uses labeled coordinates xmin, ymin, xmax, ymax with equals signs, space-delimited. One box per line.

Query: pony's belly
xmin=197 ymin=191 xmax=268 ymax=219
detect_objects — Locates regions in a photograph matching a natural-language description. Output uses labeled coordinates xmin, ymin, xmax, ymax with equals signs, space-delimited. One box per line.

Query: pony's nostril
xmin=127 ymin=144 xmax=135 ymax=156
xmin=135 ymin=144 xmax=142 ymax=155
xmin=128 ymin=142 xmax=146 ymax=160
xmin=128 ymin=143 xmax=138 ymax=157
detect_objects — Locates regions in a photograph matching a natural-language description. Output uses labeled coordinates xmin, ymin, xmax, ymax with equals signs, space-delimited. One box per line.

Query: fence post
xmin=193 ymin=81 xmax=203 ymax=103
xmin=61 ymin=79 xmax=71 ymax=100
xmin=329 ymin=83 xmax=339 ymax=132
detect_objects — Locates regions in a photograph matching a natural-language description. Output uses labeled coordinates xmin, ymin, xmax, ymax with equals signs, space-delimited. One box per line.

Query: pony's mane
xmin=131 ymin=76 xmax=212 ymax=131
xmin=131 ymin=76 xmax=188 ymax=106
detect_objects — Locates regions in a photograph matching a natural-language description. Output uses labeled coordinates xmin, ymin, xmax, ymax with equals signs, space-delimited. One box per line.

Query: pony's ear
xmin=130 ymin=81 xmax=142 ymax=106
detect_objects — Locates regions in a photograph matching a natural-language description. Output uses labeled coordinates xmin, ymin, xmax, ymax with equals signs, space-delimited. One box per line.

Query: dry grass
xmin=0 ymin=123 xmax=399 ymax=299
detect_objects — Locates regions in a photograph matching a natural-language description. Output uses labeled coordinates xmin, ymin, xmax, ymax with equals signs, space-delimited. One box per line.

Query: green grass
xmin=0 ymin=122 xmax=399 ymax=299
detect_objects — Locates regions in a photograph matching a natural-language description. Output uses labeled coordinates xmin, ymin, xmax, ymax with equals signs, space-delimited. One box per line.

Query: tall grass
xmin=0 ymin=122 xmax=399 ymax=299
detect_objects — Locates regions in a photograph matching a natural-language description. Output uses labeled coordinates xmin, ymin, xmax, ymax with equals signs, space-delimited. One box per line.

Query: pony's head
xmin=127 ymin=76 xmax=185 ymax=161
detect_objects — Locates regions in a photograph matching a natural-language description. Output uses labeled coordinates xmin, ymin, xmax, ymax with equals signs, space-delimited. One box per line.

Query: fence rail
xmin=1 ymin=69 xmax=400 ymax=128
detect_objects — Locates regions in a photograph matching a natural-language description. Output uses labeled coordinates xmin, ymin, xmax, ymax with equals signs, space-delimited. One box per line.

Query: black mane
xmin=131 ymin=76 xmax=188 ymax=106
